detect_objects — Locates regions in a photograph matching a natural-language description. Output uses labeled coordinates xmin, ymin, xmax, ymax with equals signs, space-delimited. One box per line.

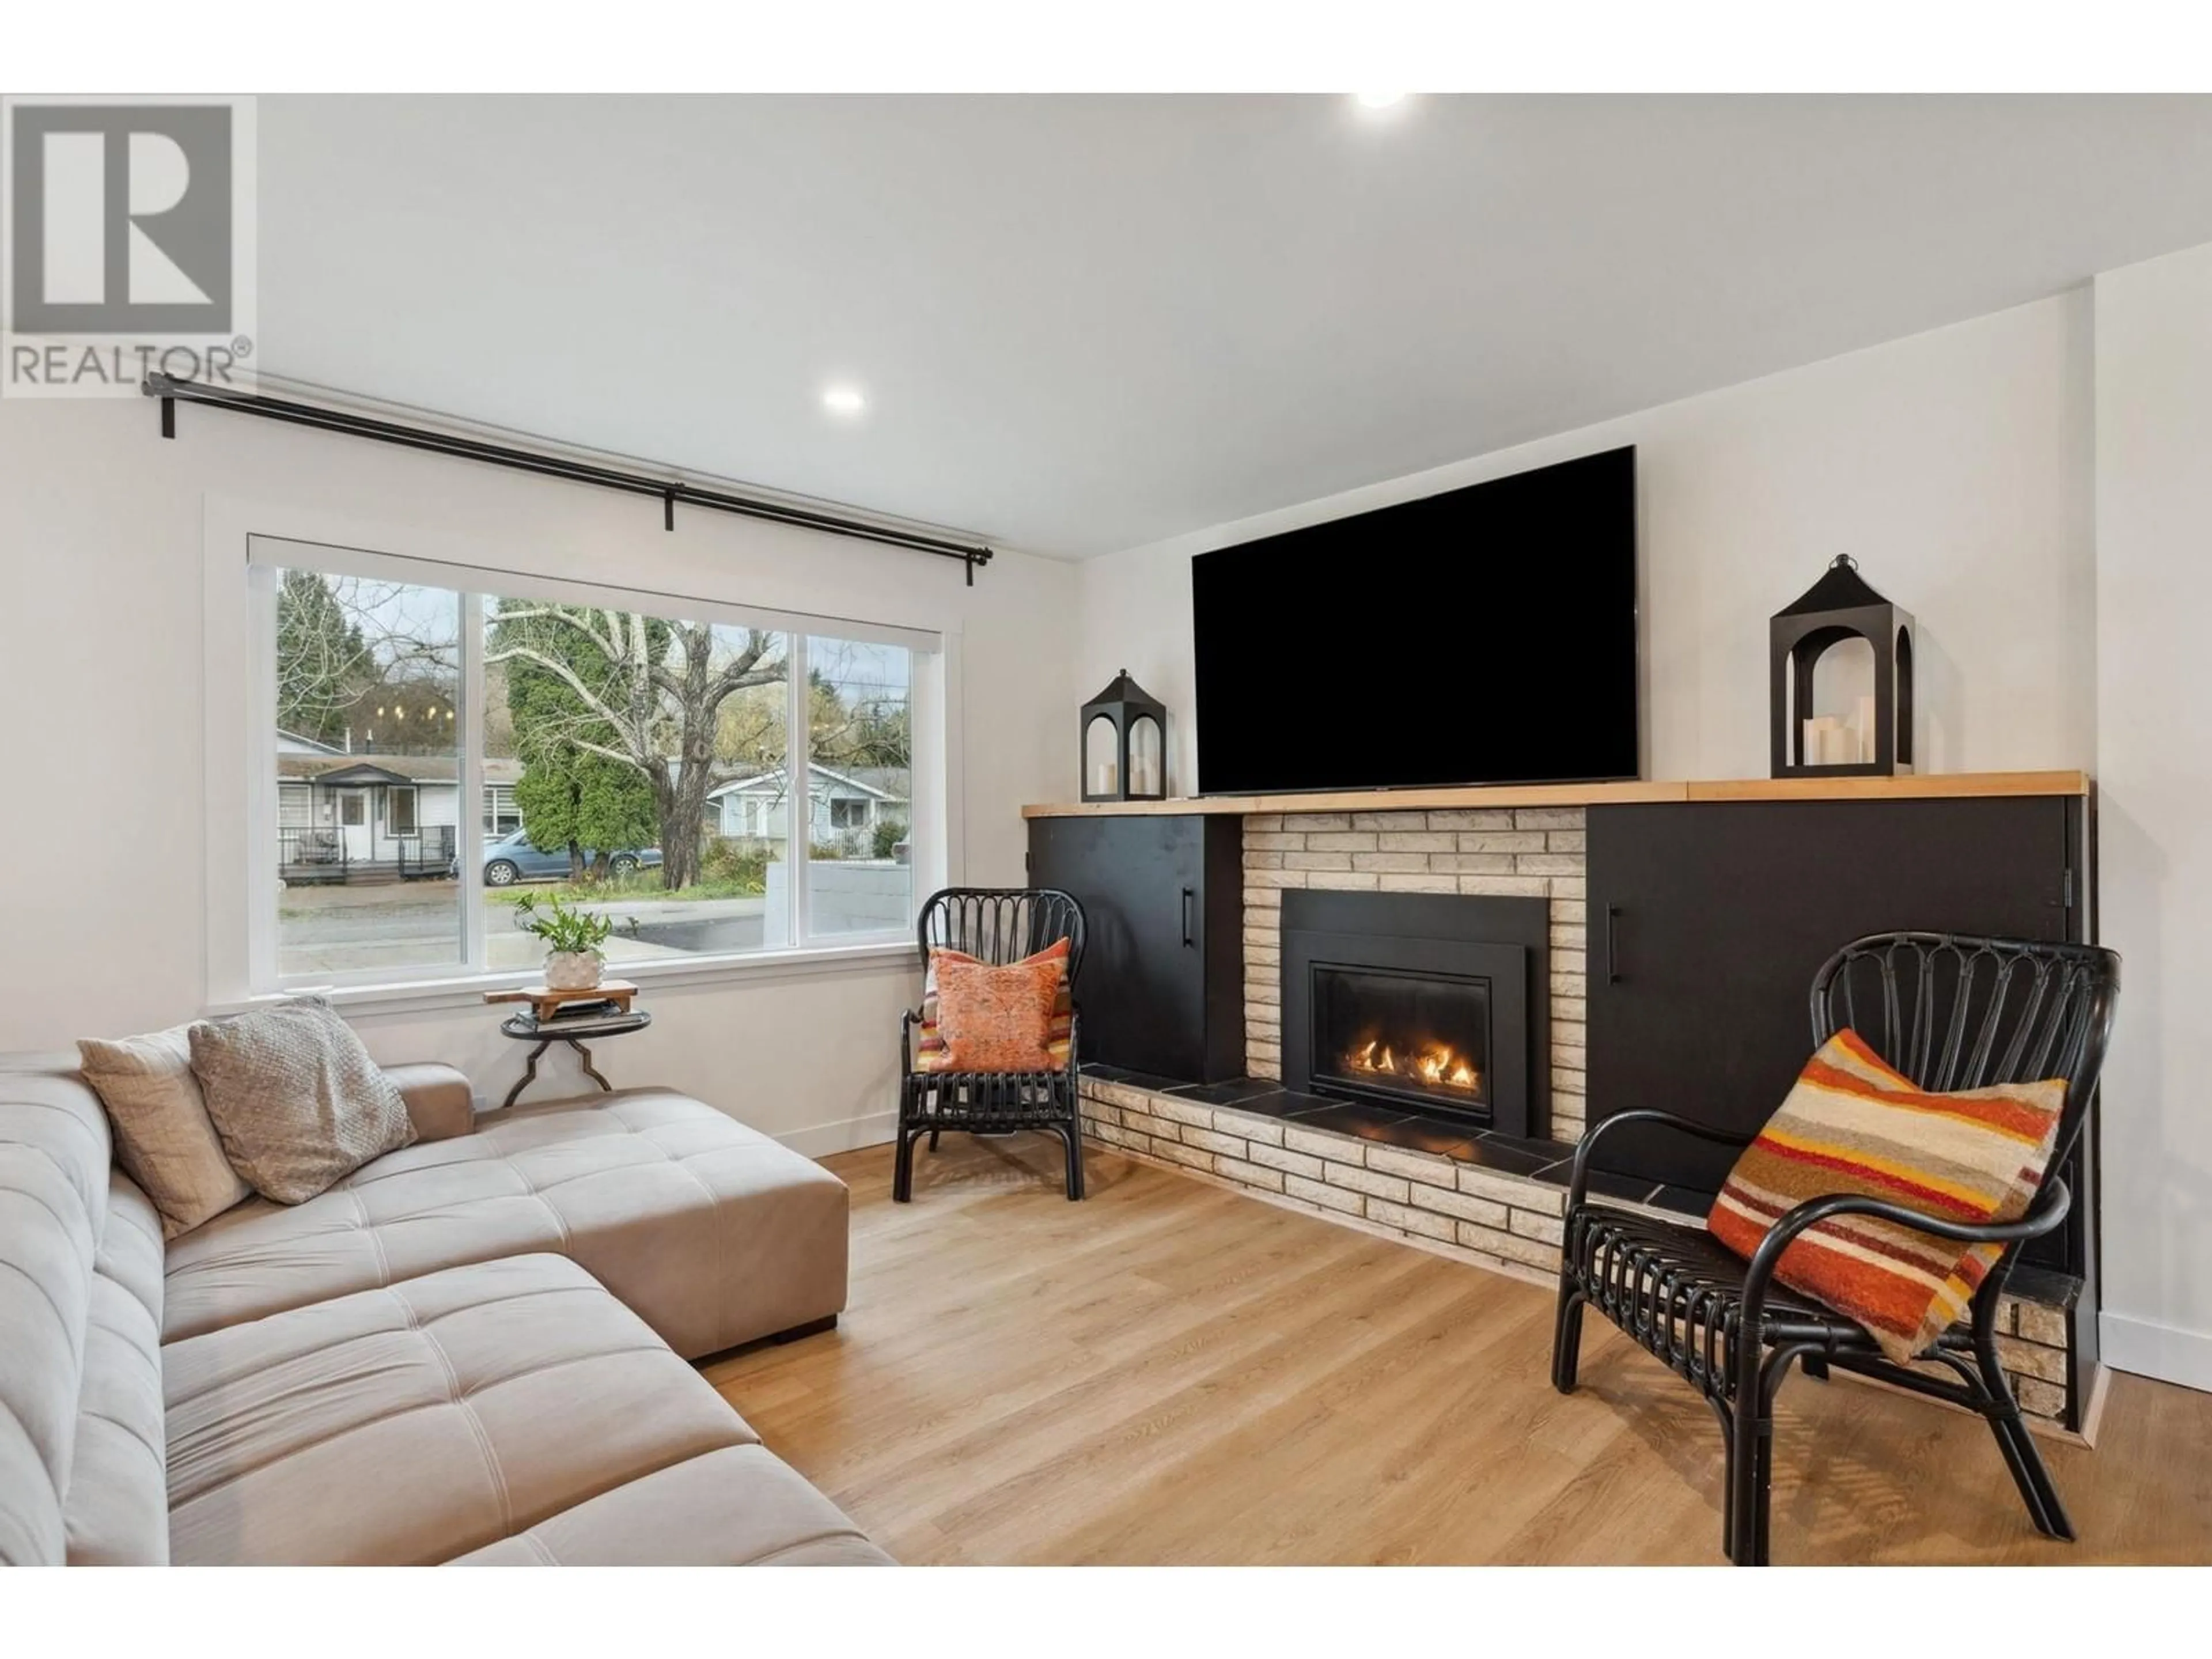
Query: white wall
xmin=0 ymin=396 xmax=1078 ymax=1150
xmin=1078 ymin=292 xmax=2097 ymax=792
xmin=2094 ymin=240 xmax=2212 ymax=1393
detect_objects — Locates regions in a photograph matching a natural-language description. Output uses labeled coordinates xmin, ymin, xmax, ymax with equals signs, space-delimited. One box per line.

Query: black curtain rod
xmin=142 ymin=373 xmax=995 ymax=583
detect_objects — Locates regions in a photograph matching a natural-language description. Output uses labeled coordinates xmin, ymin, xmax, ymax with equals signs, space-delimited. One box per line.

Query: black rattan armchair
xmin=895 ymin=887 xmax=1088 ymax=1203
xmin=1551 ymin=931 xmax=2119 ymax=1565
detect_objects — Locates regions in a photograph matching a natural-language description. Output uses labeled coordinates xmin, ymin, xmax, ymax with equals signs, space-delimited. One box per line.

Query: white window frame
xmin=207 ymin=502 xmax=960 ymax=1011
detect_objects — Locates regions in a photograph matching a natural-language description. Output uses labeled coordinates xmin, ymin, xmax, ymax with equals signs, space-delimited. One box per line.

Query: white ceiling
xmin=259 ymin=95 xmax=2212 ymax=559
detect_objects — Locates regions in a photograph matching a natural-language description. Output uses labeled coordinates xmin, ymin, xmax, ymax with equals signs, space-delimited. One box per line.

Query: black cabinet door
xmin=1030 ymin=815 xmax=1230 ymax=1081
xmin=1586 ymin=797 xmax=2078 ymax=1201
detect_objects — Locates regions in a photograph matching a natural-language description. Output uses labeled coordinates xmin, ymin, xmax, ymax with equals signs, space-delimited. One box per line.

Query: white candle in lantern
xmin=1803 ymin=715 xmax=1842 ymax=766
xmin=1854 ymin=694 xmax=1877 ymax=763
xmin=1093 ymin=758 xmax=1118 ymax=795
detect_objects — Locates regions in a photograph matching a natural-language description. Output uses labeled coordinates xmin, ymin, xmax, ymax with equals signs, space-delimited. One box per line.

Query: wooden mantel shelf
xmin=1021 ymin=770 xmax=2091 ymax=819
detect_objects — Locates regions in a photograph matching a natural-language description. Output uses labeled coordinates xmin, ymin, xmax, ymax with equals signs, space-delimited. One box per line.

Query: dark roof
xmin=278 ymin=753 xmax=525 ymax=785
xmin=303 ymin=762 xmax=416 ymax=788
xmin=1774 ymin=555 xmax=1895 ymax=617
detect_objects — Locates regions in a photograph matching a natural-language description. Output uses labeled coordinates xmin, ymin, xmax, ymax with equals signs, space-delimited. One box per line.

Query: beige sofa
xmin=0 ymin=1053 xmax=891 ymax=1567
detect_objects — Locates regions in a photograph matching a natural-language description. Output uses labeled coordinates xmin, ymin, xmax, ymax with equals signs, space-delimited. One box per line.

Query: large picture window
xmin=254 ymin=539 xmax=934 ymax=990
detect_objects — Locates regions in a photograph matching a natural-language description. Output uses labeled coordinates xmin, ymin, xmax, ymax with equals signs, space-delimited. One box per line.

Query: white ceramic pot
xmin=545 ymin=950 xmax=604 ymax=991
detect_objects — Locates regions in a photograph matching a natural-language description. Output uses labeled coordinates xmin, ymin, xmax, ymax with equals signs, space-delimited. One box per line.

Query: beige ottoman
xmin=164 ymin=1087 xmax=851 ymax=1359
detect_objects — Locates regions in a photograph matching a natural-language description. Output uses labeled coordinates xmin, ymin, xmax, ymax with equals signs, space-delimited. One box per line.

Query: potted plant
xmin=512 ymin=892 xmax=620 ymax=990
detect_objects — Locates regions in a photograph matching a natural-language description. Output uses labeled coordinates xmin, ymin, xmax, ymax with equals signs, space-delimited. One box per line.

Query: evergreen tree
xmin=511 ymin=751 xmax=658 ymax=878
xmin=492 ymin=603 xmax=659 ymax=878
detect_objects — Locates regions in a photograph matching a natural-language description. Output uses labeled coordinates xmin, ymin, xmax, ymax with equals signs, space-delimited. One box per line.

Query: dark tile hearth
xmin=1206 ymin=1087 xmax=1336 ymax=1120
xmin=1083 ymin=1064 xmax=1197 ymax=1096
xmin=1529 ymin=1160 xmax=1662 ymax=1206
xmin=2007 ymin=1262 xmax=2085 ymax=1310
xmin=1378 ymin=1114 xmax=1484 ymax=1160
xmin=1278 ymin=1100 xmax=1420 ymax=1144
xmin=1165 ymin=1077 xmax=1289 ymax=1107
xmin=1453 ymin=1135 xmax=1570 ymax=1179
xmin=1093 ymin=1069 xmax=1614 ymax=1176
xmin=1088 ymin=1069 xmax=1689 ymax=1210
xmin=1505 ymin=1134 xmax=1576 ymax=1165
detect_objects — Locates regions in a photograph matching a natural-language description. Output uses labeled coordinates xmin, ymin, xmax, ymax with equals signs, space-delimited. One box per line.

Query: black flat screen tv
xmin=1191 ymin=446 xmax=1639 ymax=795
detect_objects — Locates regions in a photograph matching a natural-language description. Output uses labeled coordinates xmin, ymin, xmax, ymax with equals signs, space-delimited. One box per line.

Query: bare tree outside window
xmin=483 ymin=603 xmax=787 ymax=891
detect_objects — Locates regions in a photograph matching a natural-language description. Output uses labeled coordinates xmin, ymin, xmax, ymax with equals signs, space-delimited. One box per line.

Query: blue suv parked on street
xmin=457 ymin=828 xmax=664 ymax=887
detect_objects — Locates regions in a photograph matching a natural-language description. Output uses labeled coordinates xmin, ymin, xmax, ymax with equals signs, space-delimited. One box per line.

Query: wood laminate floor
xmin=700 ymin=1136 xmax=2212 ymax=1565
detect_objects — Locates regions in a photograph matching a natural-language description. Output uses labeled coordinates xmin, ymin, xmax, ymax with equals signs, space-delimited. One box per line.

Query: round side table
xmin=498 ymin=1010 xmax=652 ymax=1109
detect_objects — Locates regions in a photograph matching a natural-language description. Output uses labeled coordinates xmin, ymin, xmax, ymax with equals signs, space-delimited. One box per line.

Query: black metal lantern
xmin=1770 ymin=555 xmax=1915 ymax=778
xmin=1080 ymin=669 xmax=1168 ymax=802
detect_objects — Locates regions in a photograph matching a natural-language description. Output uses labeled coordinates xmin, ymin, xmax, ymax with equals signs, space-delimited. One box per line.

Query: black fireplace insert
xmin=1309 ymin=964 xmax=1493 ymax=1116
xmin=1281 ymin=889 xmax=1549 ymax=1138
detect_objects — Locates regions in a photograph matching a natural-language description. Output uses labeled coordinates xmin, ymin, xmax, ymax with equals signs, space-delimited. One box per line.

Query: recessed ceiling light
xmin=821 ymin=384 xmax=868 ymax=417
xmin=1354 ymin=92 xmax=1409 ymax=110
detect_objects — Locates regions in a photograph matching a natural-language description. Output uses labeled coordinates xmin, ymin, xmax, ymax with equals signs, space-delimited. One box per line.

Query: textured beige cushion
xmin=78 ymin=1026 xmax=251 ymax=1238
xmin=162 ymin=1088 xmax=850 ymax=1359
xmin=164 ymin=1253 xmax=855 ymax=1566
xmin=446 ymin=1444 xmax=892 ymax=1566
xmin=188 ymin=999 xmax=415 ymax=1203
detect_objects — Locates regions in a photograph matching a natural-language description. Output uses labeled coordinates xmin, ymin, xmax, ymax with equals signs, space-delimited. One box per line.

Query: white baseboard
xmin=2100 ymin=1310 xmax=2212 ymax=1395
xmin=777 ymin=1110 xmax=897 ymax=1159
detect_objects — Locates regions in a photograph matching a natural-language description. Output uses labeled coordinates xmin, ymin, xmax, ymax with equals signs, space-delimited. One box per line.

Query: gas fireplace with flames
xmin=1313 ymin=965 xmax=1491 ymax=1115
xmin=1281 ymin=889 xmax=1549 ymax=1139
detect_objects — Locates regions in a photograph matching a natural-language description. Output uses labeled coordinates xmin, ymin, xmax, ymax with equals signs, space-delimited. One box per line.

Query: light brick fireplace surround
xmin=1240 ymin=806 xmax=1592 ymax=1135
xmin=1075 ymin=804 xmax=2080 ymax=1429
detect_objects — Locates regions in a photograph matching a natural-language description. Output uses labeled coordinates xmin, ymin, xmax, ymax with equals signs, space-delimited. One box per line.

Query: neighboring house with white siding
xmin=276 ymin=750 xmax=524 ymax=880
xmin=706 ymin=764 xmax=909 ymax=851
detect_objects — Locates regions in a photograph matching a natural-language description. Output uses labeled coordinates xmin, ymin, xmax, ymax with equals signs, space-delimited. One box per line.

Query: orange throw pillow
xmin=925 ymin=937 xmax=1072 ymax=1073
xmin=1707 ymin=1029 xmax=2066 ymax=1365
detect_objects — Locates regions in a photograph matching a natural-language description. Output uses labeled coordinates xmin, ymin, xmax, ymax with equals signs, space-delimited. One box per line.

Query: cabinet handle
xmin=1605 ymin=904 xmax=1622 ymax=984
xmin=1181 ymin=887 xmax=1196 ymax=948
